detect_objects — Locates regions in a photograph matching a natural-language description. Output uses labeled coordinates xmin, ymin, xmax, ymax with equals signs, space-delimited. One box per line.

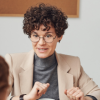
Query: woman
xmin=5 ymin=3 xmax=100 ymax=100
xmin=0 ymin=56 xmax=9 ymax=100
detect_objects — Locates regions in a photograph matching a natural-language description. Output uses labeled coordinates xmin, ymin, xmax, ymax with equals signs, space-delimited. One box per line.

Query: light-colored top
xmin=5 ymin=50 xmax=100 ymax=100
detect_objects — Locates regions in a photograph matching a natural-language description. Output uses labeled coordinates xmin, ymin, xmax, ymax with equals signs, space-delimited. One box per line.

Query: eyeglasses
xmin=30 ymin=34 xmax=56 ymax=43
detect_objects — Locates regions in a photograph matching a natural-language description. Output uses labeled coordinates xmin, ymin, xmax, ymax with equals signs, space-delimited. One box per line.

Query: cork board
xmin=0 ymin=0 xmax=80 ymax=18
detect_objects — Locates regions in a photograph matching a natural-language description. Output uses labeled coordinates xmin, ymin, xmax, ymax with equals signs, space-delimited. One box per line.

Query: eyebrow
xmin=32 ymin=31 xmax=53 ymax=34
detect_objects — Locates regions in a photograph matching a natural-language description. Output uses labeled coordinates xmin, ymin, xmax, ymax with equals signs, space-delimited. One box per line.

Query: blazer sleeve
xmin=5 ymin=54 xmax=14 ymax=100
xmin=77 ymin=58 xmax=100 ymax=100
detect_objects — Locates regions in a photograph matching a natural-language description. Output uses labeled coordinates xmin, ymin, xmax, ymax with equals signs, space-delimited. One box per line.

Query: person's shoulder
xmin=5 ymin=51 xmax=28 ymax=60
xmin=57 ymin=53 xmax=81 ymax=76
xmin=57 ymin=53 xmax=81 ymax=67
xmin=5 ymin=50 xmax=33 ymax=64
xmin=5 ymin=50 xmax=33 ymax=72
xmin=5 ymin=50 xmax=33 ymax=58
xmin=58 ymin=53 xmax=80 ymax=61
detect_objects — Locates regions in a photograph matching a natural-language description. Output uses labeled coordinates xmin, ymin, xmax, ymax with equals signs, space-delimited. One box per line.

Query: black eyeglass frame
xmin=29 ymin=36 xmax=56 ymax=43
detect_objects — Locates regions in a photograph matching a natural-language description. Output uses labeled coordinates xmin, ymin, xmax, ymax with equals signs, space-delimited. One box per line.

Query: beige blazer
xmin=5 ymin=50 xmax=100 ymax=100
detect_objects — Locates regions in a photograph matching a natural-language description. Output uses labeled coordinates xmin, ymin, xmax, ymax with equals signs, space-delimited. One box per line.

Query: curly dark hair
xmin=23 ymin=3 xmax=68 ymax=37
xmin=0 ymin=56 xmax=9 ymax=92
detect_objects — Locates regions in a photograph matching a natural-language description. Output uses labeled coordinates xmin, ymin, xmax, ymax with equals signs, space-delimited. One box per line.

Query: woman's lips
xmin=37 ymin=48 xmax=48 ymax=53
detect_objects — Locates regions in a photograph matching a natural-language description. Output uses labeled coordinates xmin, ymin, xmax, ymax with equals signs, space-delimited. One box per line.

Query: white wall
xmin=0 ymin=0 xmax=100 ymax=86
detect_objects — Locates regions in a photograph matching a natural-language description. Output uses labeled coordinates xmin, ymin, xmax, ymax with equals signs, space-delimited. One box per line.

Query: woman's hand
xmin=64 ymin=87 xmax=85 ymax=100
xmin=24 ymin=81 xmax=50 ymax=100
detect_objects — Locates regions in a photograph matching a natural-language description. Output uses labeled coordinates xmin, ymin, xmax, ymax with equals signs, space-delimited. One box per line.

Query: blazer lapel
xmin=18 ymin=50 xmax=73 ymax=99
xmin=56 ymin=53 xmax=73 ymax=100
xmin=19 ymin=50 xmax=34 ymax=94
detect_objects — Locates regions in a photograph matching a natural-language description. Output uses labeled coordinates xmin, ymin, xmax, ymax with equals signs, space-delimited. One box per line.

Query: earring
xmin=59 ymin=40 xmax=61 ymax=43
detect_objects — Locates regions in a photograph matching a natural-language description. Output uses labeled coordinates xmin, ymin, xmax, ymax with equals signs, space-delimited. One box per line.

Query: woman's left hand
xmin=64 ymin=87 xmax=85 ymax=100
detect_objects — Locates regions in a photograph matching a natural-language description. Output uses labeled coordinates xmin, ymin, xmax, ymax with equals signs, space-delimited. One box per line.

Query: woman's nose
xmin=38 ymin=37 xmax=46 ymax=45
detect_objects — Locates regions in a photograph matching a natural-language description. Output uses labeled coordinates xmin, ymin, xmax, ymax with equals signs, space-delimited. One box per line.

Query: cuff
xmin=86 ymin=95 xmax=97 ymax=100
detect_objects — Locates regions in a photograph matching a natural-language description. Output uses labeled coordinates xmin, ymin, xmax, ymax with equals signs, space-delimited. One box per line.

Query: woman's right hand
xmin=24 ymin=81 xmax=50 ymax=100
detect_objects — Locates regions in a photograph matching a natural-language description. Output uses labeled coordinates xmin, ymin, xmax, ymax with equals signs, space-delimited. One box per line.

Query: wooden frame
xmin=0 ymin=0 xmax=80 ymax=18
xmin=68 ymin=0 xmax=80 ymax=18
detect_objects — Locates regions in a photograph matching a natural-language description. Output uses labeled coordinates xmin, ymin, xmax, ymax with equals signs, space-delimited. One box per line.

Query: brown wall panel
xmin=0 ymin=0 xmax=80 ymax=17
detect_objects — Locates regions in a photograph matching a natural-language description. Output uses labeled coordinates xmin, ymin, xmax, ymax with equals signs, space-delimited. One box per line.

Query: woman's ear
xmin=58 ymin=35 xmax=63 ymax=42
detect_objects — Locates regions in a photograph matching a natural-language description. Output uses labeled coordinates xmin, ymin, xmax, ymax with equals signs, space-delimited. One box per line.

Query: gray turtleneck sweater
xmin=32 ymin=53 xmax=97 ymax=100
xmin=33 ymin=52 xmax=59 ymax=100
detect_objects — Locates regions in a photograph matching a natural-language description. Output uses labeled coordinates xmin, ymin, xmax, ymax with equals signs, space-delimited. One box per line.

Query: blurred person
xmin=5 ymin=3 xmax=100 ymax=100
xmin=0 ymin=56 xmax=9 ymax=100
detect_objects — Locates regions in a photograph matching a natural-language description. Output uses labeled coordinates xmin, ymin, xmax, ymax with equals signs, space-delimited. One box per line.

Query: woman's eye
xmin=46 ymin=34 xmax=52 ymax=38
xmin=33 ymin=35 xmax=38 ymax=37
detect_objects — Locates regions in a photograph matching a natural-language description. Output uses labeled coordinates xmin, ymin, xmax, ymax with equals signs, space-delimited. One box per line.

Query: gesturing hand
xmin=24 ymin=81 xmax=50 ymax=100
xmin=64 ymin=87 xmax=85 ymax=100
